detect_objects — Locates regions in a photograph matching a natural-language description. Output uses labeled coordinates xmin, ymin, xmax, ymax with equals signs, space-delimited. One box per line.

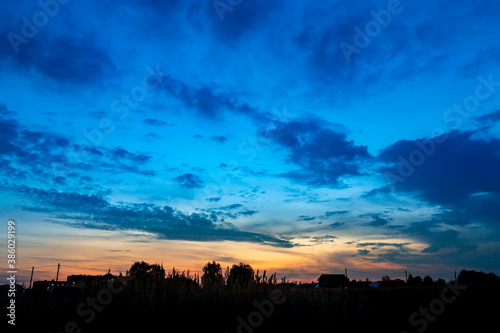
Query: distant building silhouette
xmin=67 ymin=273 xmax=116 ymax=287
xmin=317 ymin=274 xmax=349 ymax=288
xmin=33 ymin=280 xmax=66 ymax=291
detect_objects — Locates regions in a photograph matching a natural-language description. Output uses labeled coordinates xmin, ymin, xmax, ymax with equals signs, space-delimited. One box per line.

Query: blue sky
xmin=1 ymin=0 xmax=500 ymax=282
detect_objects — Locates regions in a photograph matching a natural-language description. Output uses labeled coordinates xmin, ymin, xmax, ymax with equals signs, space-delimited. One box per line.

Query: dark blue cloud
xmin=210 ymin=135 xmax=228 ymax=144
xmin=475 ymin=109 xmax=500 ymax=124
xmin=399 ymin=219 xmax=465 ymax=254
xmin=142 ymin=118 xmax=170 ymax=126
xmin=9 ymin=185 xmax=108 ymax=212
xmin=270 ymin=119 xmax=369 ymax=187
xmin=239 ymin=210 xmax=258 ymax=216
xmin=163 ymin=77 xmax=260 ymax=120
xmin=297 ymin=215 xmax=316 ymax=221
xmin=36 ymin=34 xmax=116 ymax=83
xmin=0 ymin=112 xmax=155 ymax=187
xmin=207 ymin=0 xmax=280 ymax=43
xmin=1 ymin=26 xmax=116 ymax=84
xmin=309 ymin=235 xmax=337 ymax=244
xmin=362 ymin=215 xmax=391 ymax=228
xmin=361 ymin=186 xmax=392 ymax=198
xmin=109 ymin=147 xmax=151 ymax=164
xmin=356 ymin=242 xmax=410 ymax=249
xmin=378 ymin=129 xmax=500 ymax=227
xmin=325 ymin=210 xmax=350 ymax=217
xmin=172 ymin=173 xmax=204 ymax=189
xmin=226 ymin=203 xmax=243 ymax=210
xmin=9 ymin=184 xmax=292 ymax=247
xmin=459 ymin=45 xmax=500 ymax=77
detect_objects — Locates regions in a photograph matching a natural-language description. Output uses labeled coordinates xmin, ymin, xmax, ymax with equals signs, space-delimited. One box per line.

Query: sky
xmin=1 ymin=0 xmax=500 ymax=284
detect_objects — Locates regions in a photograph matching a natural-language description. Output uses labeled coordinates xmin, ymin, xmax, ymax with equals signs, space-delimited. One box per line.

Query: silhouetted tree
xmin=227 ymin=262 xmax=254 ymax=288
xmin=129 ymin=261 xmax=165 ymax=282
xmin=436 ymin=278 xmax=446 ymax=286
xmin=413 ymin=275 xmax=423 ymax=286
xmin=458 ymin=269 xmax=500 ymax=286
xmin=423 ymin=275 xmax=434 ymax=286
xmin=407 ymin=274 xmax=423 ymax=287
xmin=202 ymin=261 xmax=223 ymax=289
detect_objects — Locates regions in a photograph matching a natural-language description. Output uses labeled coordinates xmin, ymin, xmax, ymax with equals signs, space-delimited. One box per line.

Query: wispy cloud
xmin=8 ymin=185 xmax=293 ymax=248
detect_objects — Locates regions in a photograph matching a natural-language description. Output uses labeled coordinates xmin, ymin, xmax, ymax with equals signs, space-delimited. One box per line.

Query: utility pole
xmin=56 ymin=263 xmax=60 ymax=283
xmin=29 ymin=266 xmax=34 ymax=289
xmin=345 ymin=268 xmax=348 ymax=279
xmin=405 ymin=270 xmax=408 ymax=283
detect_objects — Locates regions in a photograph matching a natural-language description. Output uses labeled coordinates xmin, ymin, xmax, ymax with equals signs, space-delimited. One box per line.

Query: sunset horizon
xmin=2 ymin=4 xmax=500 ymax=330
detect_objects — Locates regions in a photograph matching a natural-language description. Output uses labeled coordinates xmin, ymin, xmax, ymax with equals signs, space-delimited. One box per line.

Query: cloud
xmin=329 ymin=222 xmax=345 ymax=229
xmin=325 ymin=210 xmax=350 ymax=217
xmin=210 ymin=135 xmax=228 ymax=144
xmin=220 ymin=203 xmax=243 ymax=210
xmin=172 ymin=173 xmax=204 ymax=189
xmin=142 ymin=118 xmax=170 ymax=126
xmin=239 ymin=210 xmax=258 ymax=216
xmin=359 ymin=213 xmax=392 ymax=227
xmin=200 ymin=203 xmax=258 ymax=220
xmin=297 ymin=215 xmax=316 ymax=221
xmin=9 ymin=185 xmax=108 ymax=212
xmin=205 ymin=197 xmax=221 ymax=202
xmin=206 ymin=0 xmax=281 ymax=43
xmin=399 ymin=219 xmax=463 ymax=254
xmin=459 ymin=45 xmax=500 ymax=77
xmin=2 ymin=28 xmax=116 ymax=84
xmin=475 ymin=109 xmax=500 ymax=124
xmin=365 ymin=216 xmax=390 ymax=227
xmin=163 ymin=77 xmax=260 ymax=120
xmin=8 ymin=184 xmax=293 ymax=248
xmin=309 ymin=235 xmax=337 ymax=244
xmin=269 ymin=119 xmax=369 ymax=187
xmin=361 ymin=186 xmax=392 ymax=198
xmin=0 ymin=112 xmax=156 ymax=187
xmin=356 ymin=242 xmax=410 ymax=249
xmin=109 ymin=147 xmax=151 ymax=164
xmin=378 ymin=129 xmax=500 ymax=227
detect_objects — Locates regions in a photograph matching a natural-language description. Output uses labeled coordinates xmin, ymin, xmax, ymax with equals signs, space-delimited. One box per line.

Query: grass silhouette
xmin=3 ymin=263 xmax=499 ymax=333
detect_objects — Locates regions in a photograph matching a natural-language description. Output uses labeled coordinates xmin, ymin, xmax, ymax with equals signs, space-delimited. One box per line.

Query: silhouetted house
xmin=67 ymin=274 xmax=116 ymax=287
xmin=33 ymin=280 xmax=66 ymax=291
xmin=317 ymin=274 xmax=349 ymax=288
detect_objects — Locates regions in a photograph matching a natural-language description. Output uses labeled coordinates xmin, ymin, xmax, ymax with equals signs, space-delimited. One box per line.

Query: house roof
xmin=317 ymin=274 xmax=349 ymax=281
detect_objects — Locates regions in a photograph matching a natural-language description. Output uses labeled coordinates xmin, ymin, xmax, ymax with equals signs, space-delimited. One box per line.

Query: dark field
xmin=4 ymin=281 xmax=499 ymax=333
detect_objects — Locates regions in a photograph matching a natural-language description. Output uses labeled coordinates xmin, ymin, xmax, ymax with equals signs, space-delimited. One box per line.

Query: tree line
xmin=126 ymin=261 xmax=500 ymax=289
